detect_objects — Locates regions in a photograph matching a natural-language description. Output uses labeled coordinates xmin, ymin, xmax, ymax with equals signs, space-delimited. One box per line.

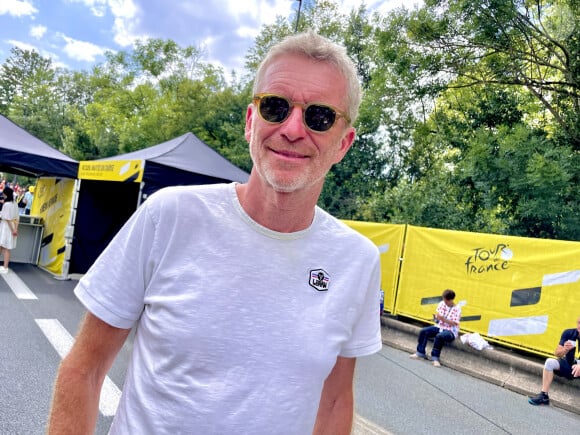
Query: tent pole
xmin=137 ymin=181 xmax=145 ymax=208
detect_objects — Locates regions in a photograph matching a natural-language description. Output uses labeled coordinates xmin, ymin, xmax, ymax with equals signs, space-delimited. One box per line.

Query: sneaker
xmin=528 ymin=392 xmax=549 ymax=406
xmin=432 ymin=360 xmax=441 ymax=367
xmin=0 ymin=266 xmax=7 ymax=274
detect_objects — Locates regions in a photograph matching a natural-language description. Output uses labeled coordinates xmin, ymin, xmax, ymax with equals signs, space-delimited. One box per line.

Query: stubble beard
xmin=249 ymin=135 xmax=323 ymax=194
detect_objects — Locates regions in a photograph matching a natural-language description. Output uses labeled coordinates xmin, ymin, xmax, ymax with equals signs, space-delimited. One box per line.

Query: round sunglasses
xmin=253 ymin=93 xmax=350 ymax=133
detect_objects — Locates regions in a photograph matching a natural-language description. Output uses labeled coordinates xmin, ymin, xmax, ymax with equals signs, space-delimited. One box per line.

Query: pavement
xmin=381 ymin=315 xmax=580 ymax=415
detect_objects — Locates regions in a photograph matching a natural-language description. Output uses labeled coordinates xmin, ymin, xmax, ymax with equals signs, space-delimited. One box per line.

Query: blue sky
xmin=0 ymin=0 xmax=415 ymax=77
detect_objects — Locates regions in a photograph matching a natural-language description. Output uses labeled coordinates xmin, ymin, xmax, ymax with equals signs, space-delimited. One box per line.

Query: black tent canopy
xmin=98 ymin=132 xmax=249 ymax=195
xmin=0 ymin=114 xmax=78 ymax=178
xmin=70 ymin=132 xmax=249 ymax=274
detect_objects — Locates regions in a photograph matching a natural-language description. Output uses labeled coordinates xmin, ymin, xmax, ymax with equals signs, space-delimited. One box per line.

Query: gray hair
xmin=253 ymin=30 xmax=362 ymax=126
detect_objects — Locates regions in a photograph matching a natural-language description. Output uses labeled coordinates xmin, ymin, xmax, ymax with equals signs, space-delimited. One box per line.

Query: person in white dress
xmin=0 ymin=187 xmax=19 ymax=273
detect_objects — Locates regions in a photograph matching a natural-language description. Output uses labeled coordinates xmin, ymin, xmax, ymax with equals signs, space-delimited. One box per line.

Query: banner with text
xmin=395 ymin=225 xmax=580 ymax=357
xmin=78 ymin=160 xmax=144 ymax=182
xmin=35 ymin=177 xmax=75 ymax=276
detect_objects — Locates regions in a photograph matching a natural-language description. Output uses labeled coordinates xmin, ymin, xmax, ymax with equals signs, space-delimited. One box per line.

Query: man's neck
xmin=235 ymin=178 xmax=321 ymax=233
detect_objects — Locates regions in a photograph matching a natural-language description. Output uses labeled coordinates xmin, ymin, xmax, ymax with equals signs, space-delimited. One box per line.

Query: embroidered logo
xmin=309 ymin=269 xmax=330 ymax=291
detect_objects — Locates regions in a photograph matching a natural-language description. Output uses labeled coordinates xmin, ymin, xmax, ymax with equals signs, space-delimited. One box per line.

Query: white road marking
xmin=353 ymin=414 xmax=392 ymax=434
xmin=0 ymin=268 xmax=38 ymax=299
xmin=35 ymin=319 xmax=122 ymax=416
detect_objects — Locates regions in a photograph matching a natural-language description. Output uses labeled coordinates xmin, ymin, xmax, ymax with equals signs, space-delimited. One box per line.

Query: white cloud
xmin=7 ymin=39 xmax=68 ymax=68
xmin=7 ymin=39 xmax=37 ymax=52
xmin=224 ymin=0 xmax=291 ymax=23
xmin=0 ymin=0 xmax=37 ymax=16
xmin=109 ymin=0 xmax=142 ymax=47
xmin=30 ymin=25 xmax=47 ymax=39
xmin=66 ymin=0 xmax=108 ymax=17
xmin=223 ymin=0 xmax=253 ymax=18
xmin=108 ymin=0 xmax=138 ymax=18
xmin=60 ymin=34 xmax=108 ymax=62
xmin=237 ymin=26 xmax=257 ymax=39
xmin=39 ymin=0 xmax=419 ymax=76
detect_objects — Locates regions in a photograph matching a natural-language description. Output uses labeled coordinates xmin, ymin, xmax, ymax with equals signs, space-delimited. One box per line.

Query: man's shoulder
xmin=147 ymin=183 xmax=231 ymax=204
xmin=141 ymin=183 xmax=233 ymax=221
xmin=561 ymin=328 xmax=579 ymax=340
xmin=316 ymin=212 xmax=379 ymax=254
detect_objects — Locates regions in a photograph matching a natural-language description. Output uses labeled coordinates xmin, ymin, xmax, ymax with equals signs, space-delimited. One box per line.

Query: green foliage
xmin=193 ymin=83 xmax=253 ymax=172
xmin=403 ymin=0 xmax=580 ymax=149
xmin=0 ymin=47 xmax=61 ymax=147
xmin=0 ymin=0 xmax=578 ymax=241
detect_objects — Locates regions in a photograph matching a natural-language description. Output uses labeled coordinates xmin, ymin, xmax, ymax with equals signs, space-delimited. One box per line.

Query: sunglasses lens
xmin=259 ymin=95 xmax=290 ymax=123
xmin=305 ymin=105 xmax=336 ymax=132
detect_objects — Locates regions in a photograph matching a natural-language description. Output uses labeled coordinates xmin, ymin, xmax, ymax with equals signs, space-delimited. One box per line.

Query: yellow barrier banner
xmin=78 ymin=160 xmax=144 ymax=182
xmin=343 ymin=220 xmax=406 ymax=313
xmin=35 ymin=178 xmax=75 ymax=275
xmin=396 ymin=225 xmax=580 ymax=357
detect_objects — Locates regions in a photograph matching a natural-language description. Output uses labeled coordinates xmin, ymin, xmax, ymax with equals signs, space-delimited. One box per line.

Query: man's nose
xmin=279 ymin=105 xmax=307 ymax=140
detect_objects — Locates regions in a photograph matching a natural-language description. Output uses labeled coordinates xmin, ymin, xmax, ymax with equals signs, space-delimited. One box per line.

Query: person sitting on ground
xmin=409 ymin=289 xmax=461 ymax=367
xmin=528 ymin=316 xmax=580 ymax=406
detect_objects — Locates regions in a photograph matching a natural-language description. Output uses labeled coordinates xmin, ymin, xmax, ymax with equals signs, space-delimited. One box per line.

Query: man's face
xmin=245 ymin=54 xmax=355 ymax=194
xmin=444 ymin=298 xmax=455 ymax=307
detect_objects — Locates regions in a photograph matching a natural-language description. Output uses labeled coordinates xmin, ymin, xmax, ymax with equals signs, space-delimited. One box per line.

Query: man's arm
xmin=435 ymin=313 xmax=459 ymax=327
xmin=554 ymin=340 xmax=575 ymax=358
xmin=313 ymin=356 xmax=356 ymax=435
xmin=47 ymin=312 xmax=131 ymax=435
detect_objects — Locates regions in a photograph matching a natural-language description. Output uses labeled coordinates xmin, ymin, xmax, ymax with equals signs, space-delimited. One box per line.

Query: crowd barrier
xmin=344 ymin=221 xmax=580 ymax=358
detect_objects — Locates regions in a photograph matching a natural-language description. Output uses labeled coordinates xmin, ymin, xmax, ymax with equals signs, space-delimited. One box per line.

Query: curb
xmin=380 ymin=316 xmax=580 ymax=415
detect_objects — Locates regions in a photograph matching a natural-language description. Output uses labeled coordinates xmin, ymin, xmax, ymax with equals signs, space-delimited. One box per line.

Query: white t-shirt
xmin=75 ymin=183 xmax=382 ymax=435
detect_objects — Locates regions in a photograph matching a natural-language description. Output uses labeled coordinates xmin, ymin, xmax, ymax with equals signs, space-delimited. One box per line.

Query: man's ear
xmin=333 ymin=127 xmax=356 ymax=164
xmin=245 ymin=104 xmax=254 ymax=142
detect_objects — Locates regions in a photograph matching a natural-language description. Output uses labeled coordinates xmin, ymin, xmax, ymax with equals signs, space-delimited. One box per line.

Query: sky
xmin=0 ymin=0 xmax=416 ymax=78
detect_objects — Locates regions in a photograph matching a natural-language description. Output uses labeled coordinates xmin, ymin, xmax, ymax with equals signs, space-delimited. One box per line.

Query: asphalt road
xmin=353 ymin=347 xmax=580 ymax=434
xmin=2 ymin=263 xmax=580 ymax=434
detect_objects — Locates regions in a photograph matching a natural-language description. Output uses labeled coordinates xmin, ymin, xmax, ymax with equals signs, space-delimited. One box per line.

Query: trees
xmin=0 ymin=48 xmax=59 ymax=146
xmin=361 ymin=0 xmax=579 ymax=240
xmin=0 ymin=0 xmax=577 ymax=239
xmin=404 ymin=0 xmax=579 ymax=148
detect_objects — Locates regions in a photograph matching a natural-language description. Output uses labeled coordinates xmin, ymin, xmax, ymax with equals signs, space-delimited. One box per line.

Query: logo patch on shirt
xmin=309 ymin=269 xmax=330 ymax=291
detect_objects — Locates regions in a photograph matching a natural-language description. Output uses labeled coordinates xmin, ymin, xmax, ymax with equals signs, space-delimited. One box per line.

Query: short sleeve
xmin=340 ymin=254 xmax=382 ymax=358
xmin=74 ymin=201 xmax=157 ymax=329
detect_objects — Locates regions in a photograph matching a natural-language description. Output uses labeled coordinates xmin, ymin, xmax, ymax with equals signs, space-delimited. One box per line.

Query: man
xmin=528 ymin=316 xmax=580 ymax=406
xmin=23 ymin=185 xmax=34 ymax=215
xmin=409 ymin=289 xmax=461 ymax=367
xmin=47 ymin=31 xmax=382 ymax=435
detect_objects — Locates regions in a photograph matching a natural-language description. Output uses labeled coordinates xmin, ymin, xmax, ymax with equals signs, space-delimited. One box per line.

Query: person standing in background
xmin=15 ymin=186 xmax=26 ymax=215
xmin=0 ymin=187 xmax=19 ymax=273
xmin=23 ymin=185 xmax=34 ymax=215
